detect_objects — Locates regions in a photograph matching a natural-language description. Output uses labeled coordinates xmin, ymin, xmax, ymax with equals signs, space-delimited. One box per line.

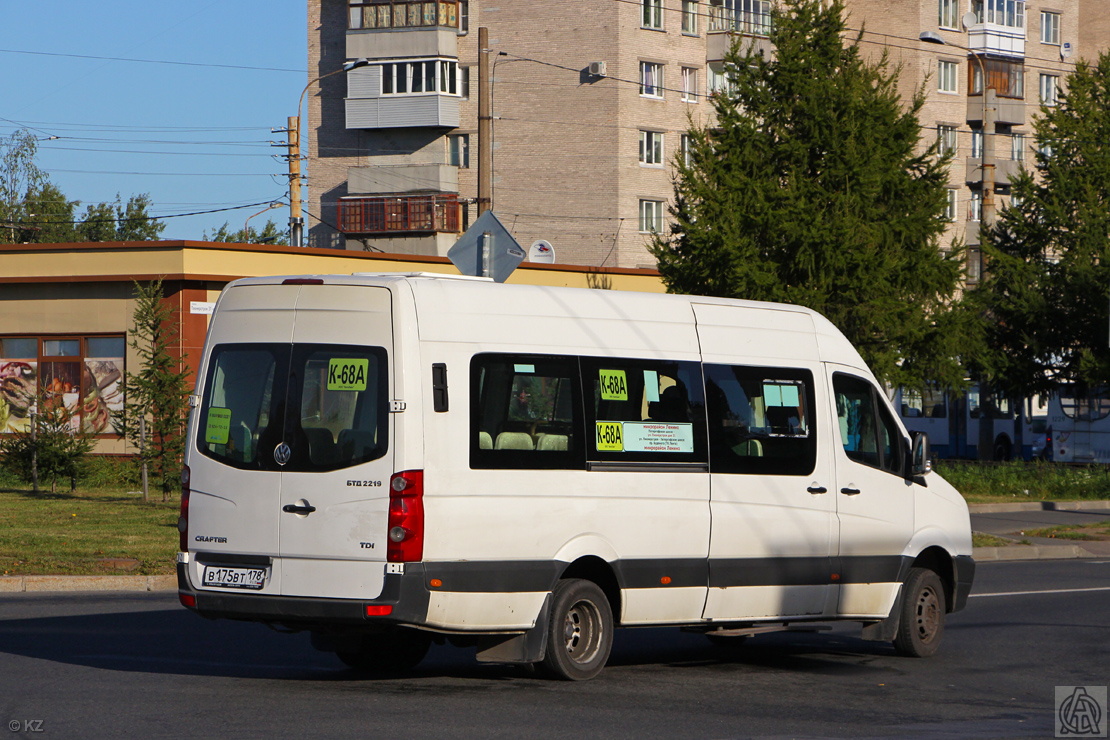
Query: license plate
xmin=202 ymin=565 xmax=267 ymax=590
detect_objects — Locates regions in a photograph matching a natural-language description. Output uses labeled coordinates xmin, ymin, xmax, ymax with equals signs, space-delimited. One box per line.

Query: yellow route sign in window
xmin=328 ymin=358 xmax=369 ymax=392
xmin=599 ymin=369 xmax=628 ymax=401
xmin=596 ymin=421 xmax=624 ymax=451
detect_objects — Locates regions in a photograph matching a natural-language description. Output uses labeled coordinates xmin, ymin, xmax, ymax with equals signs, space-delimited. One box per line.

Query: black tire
xmin=993 ymin=437 xmax=1012 ymax=461
xmin=540 ymin=579 xmax=614 ymax=681
xmin=336 ymin=629 xmax=431 ymax=674
xmin=893 ymin=567 xmax=946 ymax=658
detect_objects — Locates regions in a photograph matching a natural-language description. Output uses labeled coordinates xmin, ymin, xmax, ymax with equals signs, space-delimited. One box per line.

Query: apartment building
xmin=306 ymin=0 xmax=1107 ymax=269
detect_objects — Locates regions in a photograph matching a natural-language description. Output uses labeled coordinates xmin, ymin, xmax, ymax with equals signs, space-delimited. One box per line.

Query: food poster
xmin=0 ymin=361 xmax=37 ymax=433
xmin=83 ymin=359 xmax=123 ymax=433
xmin=41 ymin=361 xmax=82 ymax=430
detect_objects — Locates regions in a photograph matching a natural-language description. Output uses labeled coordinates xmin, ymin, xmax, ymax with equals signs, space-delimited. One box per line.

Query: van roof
xmin=223 ymin=272 xmax=868 ymax=372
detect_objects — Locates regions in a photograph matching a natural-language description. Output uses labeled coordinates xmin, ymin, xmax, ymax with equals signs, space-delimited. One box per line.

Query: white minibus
xmin=177 ymin=273 xmax=975 ymax=680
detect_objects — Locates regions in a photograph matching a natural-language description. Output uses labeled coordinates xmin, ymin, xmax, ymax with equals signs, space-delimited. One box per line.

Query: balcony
xmin=346 ymin=62 xmax=461 ymax=129
xmin=338 ymin=193 xmax=461 ymax=235
xmin=965 ymin=157 xmax=1023 ymax=187
xmin=706 ymin=1 xmax=773 ymax=62
xmin=967 ymin=23 xmax=1025 ymax=59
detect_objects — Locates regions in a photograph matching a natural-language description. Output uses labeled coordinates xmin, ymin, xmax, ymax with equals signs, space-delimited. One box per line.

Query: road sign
xmin=447 ymin=211 xmax=525 ymax=283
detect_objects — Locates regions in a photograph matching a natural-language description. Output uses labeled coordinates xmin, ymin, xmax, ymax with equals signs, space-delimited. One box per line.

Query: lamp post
xmin=287 ymin=58 xmax=370 ymax=247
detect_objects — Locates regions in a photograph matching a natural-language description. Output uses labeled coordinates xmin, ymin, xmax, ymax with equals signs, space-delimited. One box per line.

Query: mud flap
xmin=475 ymin=594 xmax=551 ymax=664
xmin=861 ymin=583 xmax=903 ymax=643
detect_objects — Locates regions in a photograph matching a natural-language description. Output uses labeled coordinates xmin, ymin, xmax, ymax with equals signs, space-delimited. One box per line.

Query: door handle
xmin=282 ymin=503 xmax=317 ymax=514
xmin=840 ymin=487 xmax=861 ymax=496
xmin=807 ymin=485 xmax=828 ymax=494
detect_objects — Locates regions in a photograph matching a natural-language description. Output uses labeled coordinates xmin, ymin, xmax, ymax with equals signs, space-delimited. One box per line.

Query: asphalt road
xmin=1 ymin=560 xmax=1107 ymax=739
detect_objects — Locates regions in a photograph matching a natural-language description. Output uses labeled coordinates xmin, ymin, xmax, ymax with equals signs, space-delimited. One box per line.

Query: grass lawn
xmin=0 ymin=484 xmax=179 ymax=576
xmin=1022 ymin=521 xmax=1110 ymax=541
xmin=934 ymin=461 xmax=1110 ymax=503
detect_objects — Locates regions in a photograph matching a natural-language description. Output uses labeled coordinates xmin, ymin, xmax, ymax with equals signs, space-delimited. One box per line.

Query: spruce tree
xmin=975 ymin=52 xmax=1110 ymax=398
xmin=651 ymin=0 xmax=969 ymax=388
xmin=123 ymin=279 xmax=191 ymax=501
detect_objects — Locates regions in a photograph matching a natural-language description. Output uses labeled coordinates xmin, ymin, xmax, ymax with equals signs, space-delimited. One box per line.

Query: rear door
xmin=278 ymin=284 xmax=395 ymax=598
xmin=190 ymin=282 xmax=395 ymax=600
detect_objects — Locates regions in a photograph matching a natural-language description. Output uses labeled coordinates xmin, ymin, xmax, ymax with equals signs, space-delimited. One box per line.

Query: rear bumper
xmin=952 ymin=554 xmax=975 ymax=612
xmin=177 ymin=561 xmax=431 ymax=628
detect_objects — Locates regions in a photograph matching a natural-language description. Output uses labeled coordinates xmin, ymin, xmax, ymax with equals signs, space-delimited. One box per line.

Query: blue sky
xmin=0 ymin=0 xmax=308 ymax=241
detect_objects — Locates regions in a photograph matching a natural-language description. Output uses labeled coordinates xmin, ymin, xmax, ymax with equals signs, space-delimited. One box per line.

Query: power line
xmin=0 ymin=47 xmax=304 ymax=74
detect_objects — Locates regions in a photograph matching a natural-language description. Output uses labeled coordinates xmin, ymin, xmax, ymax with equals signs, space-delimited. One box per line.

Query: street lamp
xmin=287 ymin=58 xmax=370 ymax=248
xmin=919 ymin=31 xmax=995 ymax=233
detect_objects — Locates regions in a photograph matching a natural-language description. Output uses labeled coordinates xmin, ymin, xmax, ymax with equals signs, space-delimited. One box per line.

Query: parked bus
xmin=894 ymin=385 xmax=1039 ymax=461
xmin=1045 ymin=385 xmax=1110 ymax=463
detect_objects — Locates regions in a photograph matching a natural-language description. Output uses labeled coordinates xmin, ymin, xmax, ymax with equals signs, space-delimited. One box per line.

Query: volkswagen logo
xmin=273 ymin=442 xmax=292 ymax=466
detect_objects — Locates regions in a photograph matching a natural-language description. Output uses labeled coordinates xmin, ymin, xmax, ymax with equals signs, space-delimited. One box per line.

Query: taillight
xmin=179 ymin=465 xmax=191 ymax=552
xmin=387 ymin=470 xmax=424 ymax=562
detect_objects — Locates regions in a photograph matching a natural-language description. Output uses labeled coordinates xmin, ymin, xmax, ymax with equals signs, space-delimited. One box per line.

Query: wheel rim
xmin=562 ymin=599 xmax=603 ymax=665
xmin=913 ymin=584 xmax=941 ymax=643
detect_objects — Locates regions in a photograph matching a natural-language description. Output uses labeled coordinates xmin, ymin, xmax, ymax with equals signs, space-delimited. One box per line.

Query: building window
xmin=939 ymin=0 xmax=959 ymax=28
xmin=639 ymin=131 xmax=664 ymax=166
xmin=1011 ymin=132 xmax=1025 ymax=161
xmin=682 ymin=0 xmax=699 ymax=34
xmin=970 ymin=58 xmax=1025 ymax=99
xmin=971 ymin=128 xmax=983 ymax=159
xmin=680 ymin=133 xmax=694 ymax=167
xmin=709 ymin=0 xmax=772 ymax=35
xmin=1041 ymin=11 xmax=1061 ymax=45
xmin=967 ymin=248 xmax=982 ymax=283
xmin=970 ymin=190 xmax=982 ymax=221
xmin=1039 ymin=73 xmax=1059 ymax=106
xmin=971 ymin=0 xmax=1024 ymax=28
xmin=448 ymin=133 xmax=470 ymax=168
xmin=640 ymin=62 xmax=664 ymax=98
xmin=639 ymin=199 xmax=664 ymax=233
xmin=708 ymin=62 xmax=730 ymax=95
xmin=381 ymin=59 xmax=459 ymax=96
xmin=945 ymin=188 xmax=959 ymax=222
xmin=938 ymin=60 xmax=958 ymax=93
xmin=349 ymin=1 xmax=460 ymax=30
xmin=682 ymin=67 xmax=699 ymax=102
xmin=937 ymin=124 xmax=958 ymax=155
xmin=642 ymin=0 xmax=663 ymax=29
xmin=0 ymin=335 xmax=125 ymax=435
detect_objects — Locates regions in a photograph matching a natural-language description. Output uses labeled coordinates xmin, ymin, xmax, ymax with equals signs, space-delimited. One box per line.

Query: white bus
xmin=895 ymin=385 xmax=1034 ymax=461
xmin=177 ymin=274 xmax=975 ymax=680
xmin=1045 ymin=385 xmax=1110 ymax=463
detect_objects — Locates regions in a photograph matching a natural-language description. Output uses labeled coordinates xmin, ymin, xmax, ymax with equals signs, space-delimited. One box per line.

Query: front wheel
xmin=540 ymin=579 xmax=614 ymax=681
xmin=893 ymin=567 xmax=946 ymax=658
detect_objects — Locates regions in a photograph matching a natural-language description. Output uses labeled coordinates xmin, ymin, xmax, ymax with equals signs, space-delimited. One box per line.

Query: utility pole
xmin=478 ymin=26 xmax=492 ymax=215
xmin=287 ymin=115 xmax=303 ymax=247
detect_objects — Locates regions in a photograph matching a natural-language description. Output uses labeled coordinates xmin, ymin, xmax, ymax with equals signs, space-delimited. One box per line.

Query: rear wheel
xmin=336 ymin=629 xmax=431 ymax=674
xmin=893 ymin=567 xmax=946 ymax=658
xmin=540 ymin=579 xmax=613 ymax=681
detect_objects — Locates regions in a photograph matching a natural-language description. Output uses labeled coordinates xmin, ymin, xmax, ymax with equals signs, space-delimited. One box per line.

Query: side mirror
xmin=909 ymin=431 xmax=932 ymax=478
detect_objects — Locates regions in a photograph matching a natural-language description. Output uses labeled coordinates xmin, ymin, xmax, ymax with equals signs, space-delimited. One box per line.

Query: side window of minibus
xmin=704 ymin=364 xmax=816 ymax=475
xmin=582 ymin=358 xmax=707 ymax=464
xmin=470 ymin=354 xmax=584 ymax=469
xmin=833 ymin=373 xmax=904 ymax=476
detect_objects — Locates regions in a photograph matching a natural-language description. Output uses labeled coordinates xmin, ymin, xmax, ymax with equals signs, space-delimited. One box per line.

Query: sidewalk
xmin=970 ymin=500 xmax=1110 ymax=561
xmin=2 ymin=502 xmax=1107 ymax=593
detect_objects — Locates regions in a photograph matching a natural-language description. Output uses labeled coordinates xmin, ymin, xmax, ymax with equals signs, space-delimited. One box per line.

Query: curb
xmin=971 ymin=544 xmax=1098 ymax=562
xmin=0 ymin=575 xmax=177 ymax=594
xmin=969 ymin=500 xmax=1110 ymax=513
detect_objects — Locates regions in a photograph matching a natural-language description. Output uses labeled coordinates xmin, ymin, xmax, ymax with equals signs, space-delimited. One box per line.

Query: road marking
xmin=970 ymin=586 xmax=1110 ymax=598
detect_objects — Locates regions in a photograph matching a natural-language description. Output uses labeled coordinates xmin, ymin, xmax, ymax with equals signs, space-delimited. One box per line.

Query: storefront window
xmin=0 ymin=336 xmax=125 ymax=435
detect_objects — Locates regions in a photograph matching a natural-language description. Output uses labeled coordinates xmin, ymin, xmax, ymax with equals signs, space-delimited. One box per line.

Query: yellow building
xmin=0 ymin=240 xmax=663 ymax=452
